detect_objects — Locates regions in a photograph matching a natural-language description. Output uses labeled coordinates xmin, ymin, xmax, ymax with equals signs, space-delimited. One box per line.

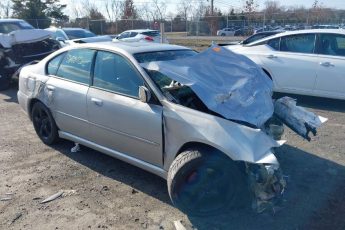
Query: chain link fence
xmin=24 ymin=14 xmax=345 ymax=37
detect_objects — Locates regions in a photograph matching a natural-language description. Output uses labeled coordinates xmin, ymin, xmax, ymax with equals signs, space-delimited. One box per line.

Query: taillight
xmin=144 ymin=36 xmax=154 ymax=42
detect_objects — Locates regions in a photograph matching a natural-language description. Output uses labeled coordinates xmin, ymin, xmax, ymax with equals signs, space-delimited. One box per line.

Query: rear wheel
xmin=31 ymin=102 xmax=59 ymax=145
xmin=167 ymin=148 xmax=250 ymax=216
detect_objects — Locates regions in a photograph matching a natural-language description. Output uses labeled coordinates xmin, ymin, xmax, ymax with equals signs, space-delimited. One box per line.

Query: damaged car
xmin=17 ymin=42 xmax=326 ymax=216
xmin=0 ymin=19 xmax=60 ymax=90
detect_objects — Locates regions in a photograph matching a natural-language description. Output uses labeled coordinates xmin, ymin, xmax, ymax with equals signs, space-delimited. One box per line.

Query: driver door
xmin=87 ymin=50 xmax=163 ymax=166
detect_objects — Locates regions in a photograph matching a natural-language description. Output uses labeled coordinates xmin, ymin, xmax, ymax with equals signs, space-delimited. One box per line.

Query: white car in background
xmin=217 ymin=28 xmax=236 ymax=36
xmin=227 ymin=29 xmax=345 ymax=100
xmin=114 ymin=29 xmax=168 ymax=43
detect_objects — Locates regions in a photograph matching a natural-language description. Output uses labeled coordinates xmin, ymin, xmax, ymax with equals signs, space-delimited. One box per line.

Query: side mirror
xmin=139 ymin=86 xmax=151 ymax=103
xmin=56 ymin=37 xmax=66 ymax=43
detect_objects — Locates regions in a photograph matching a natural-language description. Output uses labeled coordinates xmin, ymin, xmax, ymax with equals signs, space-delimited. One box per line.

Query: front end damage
xmin=142 ymin=45 xmax=327 ymax=213
xmin=246 ymin=160 xmax=286 ymax=213
xmin=0 ymin=29 xmax=60 ymax=89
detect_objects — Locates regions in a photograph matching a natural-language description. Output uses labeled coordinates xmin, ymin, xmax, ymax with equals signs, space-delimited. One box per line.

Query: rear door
xmin=45 ymin=48 xmax=95 ymax=139
xmin=314 ymin=33 xmax=345 ymax=99
xmin=261 ymin=33 xmax=318 ymax=94
xmin=87 ymin=50 xmax=163 ymax=166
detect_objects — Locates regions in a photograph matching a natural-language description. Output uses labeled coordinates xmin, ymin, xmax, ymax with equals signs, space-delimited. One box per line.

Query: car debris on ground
xmin=40 ymin=191 xmax=64 ymax=204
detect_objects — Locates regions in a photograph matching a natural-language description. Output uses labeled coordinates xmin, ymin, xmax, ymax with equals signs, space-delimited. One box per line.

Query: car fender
xmin=161 ymin=101 xmax=281 ymax=171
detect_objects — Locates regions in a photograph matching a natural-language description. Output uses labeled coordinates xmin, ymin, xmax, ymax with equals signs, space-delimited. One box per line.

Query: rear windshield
xmin=63 ymin=29 xmax=96 ymax=39
xmin=0 ymin=21 xmax=34 ymax=34
xmin=134 ymin=50 xmax=197 ymax=63
xmin=141 ymin=31 xmax=160 ymax=37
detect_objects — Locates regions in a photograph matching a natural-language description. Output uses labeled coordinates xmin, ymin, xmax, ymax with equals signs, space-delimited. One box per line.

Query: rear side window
xmin=93 ymin=51 xmax=144 ymax=97
xmin=317 ymin=33 xmax=345 ymax=57
xmin=267 ymin=38 xmax=280 ymax=50
xmin=56 ymin=49 xmax=95 ymax=84
xmin=280 ymin=34 xmax=316 ymax=54
xmin=47 ymin=53 xmax=65 ymax=75
xmin=141 ymin=31 xmax=160 ymax=37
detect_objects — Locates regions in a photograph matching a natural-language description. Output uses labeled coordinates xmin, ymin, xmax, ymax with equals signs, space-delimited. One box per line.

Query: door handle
xmin=320 ymin=62 xmax=334 ymax=67
xmin=46 ymin=85 xmax=55 ymax=91
xmin=267 ymin=54 xmax=278 ymax=59
xmin=91 ymin=98 xmax=103 ymax=106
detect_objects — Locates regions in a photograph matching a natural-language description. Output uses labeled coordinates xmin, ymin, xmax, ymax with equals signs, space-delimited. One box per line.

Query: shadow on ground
xmin=52 ymin=141 xmax=345 ymax=230
xmin=3 ymin=87 xmax=345 ymax=229
xmin=52 ymin=140 xmax=172 ymax=205
xmin=1 ymin=82 xmax=19 ymax=103
xmin=188 ymin=145 xmax=345 ymax=230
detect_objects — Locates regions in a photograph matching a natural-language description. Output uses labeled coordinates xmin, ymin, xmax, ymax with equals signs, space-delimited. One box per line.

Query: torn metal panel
xmin=161 ymin=100 xmax=282 ymax=171
xmin=246 ymin=162 xmax=286 ymax=213
xmin=274 ymin=97 xmax=328 ymax=141
xmin=142 ymin=45 xmax=274 ymax=127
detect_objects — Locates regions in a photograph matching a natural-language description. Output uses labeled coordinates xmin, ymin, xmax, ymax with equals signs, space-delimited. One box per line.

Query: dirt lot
xmin=1 ymin=82 xmax=345 ymax=230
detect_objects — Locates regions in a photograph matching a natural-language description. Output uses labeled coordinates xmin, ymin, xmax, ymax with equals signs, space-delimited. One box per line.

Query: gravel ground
xmin=1 ymin=85 xmax=345 ymax=230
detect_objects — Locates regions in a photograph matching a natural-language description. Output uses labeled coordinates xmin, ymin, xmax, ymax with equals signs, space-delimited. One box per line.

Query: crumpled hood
xmin=142 ymin=45 xmax=274 ymax=127
xmin=0 ymin=29 xmax=52 ymax=48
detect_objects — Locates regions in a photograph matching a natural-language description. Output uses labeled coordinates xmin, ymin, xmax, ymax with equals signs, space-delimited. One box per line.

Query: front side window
xmin=93 ymin=51 xmax=144 ymax=97
xmin=47 ymin=53 xmax=65 ymax=75
xmin=130 ymin=32 xmax=138 ymax=37
xmin=317 ymin=33 xmax=345 ymax=57
xmin=56 ymin=49 xmax=95 ymax=84
xmin=280 ymin=34 xmax=316 ymax=54
xmin=118 ymin=32 xmax=130 ymax=39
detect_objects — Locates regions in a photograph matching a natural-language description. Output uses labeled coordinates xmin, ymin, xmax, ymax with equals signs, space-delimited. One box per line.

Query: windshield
xmin=134 ymin=50 xmax=197 ymax=63
xmin=135 ymin=50 xmax=207 ymax=111
xmin=63 ymin=29 xmax=96 ymax=39
xmin=0 ymin=21 xmax=34 ymax=34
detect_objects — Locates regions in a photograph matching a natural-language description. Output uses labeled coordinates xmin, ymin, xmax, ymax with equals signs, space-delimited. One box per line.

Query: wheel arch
xmin=262 ymin=68 xmax=273 ymax=80
xmin=175 ymin=141 xmax=236 ymax=164
xmin=28 ymin=98 xmax=41 ymax=120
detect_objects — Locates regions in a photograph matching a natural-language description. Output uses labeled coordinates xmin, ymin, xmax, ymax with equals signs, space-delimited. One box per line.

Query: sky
xmin=63 ymin=0 xmax=345 ymax=19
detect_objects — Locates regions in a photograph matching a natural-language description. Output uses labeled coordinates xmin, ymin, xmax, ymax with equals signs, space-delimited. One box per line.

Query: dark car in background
xmin=0 ymin=19 xmax=60 ymax=90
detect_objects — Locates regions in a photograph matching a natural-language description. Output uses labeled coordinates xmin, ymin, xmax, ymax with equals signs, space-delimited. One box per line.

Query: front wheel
xmin=31 ymin=102 xmax=59 ymax=145
xmin=167 ymin=148 xmax=250 ymax=216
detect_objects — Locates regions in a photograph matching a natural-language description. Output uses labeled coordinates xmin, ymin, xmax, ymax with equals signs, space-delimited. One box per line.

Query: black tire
xmin=31 ymin=102 xmax=59 ymax=145
xmin=221 ymin=33 xmax=226 ymax=36
xmin=167 ymin=148 xmax=250 ymax=216
xmin=0 ymin=71 xmax=11 ymax=91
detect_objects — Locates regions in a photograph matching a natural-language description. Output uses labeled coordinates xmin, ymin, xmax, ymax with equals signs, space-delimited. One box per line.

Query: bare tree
xmin=151 ymin=0 xmax=167 ymax=21
xmin=104 ymin=0 xmax=123 ymax=21
xmin=138 ymin=4 xmax=155 ymax=22
xmin=191 ymin=0 xmax=206 ymax=20
xmin=0 ymin=0 xmax=12 ymax=18
xmin=264 ymin=1 xmax=282 ymax=20
xmin=177 ymin=0 xmax=193 ymax=20
xmin=69 ymin=0 xmax=86 ymax=19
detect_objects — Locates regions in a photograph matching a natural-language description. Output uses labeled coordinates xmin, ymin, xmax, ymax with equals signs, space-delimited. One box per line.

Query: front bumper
xmin=246 ymin=161 xmax=286 ymax=213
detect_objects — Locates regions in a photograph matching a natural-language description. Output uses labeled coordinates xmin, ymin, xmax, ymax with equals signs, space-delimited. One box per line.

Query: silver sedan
xmin=18 ymin=41 xmax=287 ymax=215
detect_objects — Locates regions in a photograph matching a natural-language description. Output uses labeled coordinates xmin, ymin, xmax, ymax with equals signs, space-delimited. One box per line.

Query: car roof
xmin=62 ymin=41 xmax=190 ymax=55
xmin=62 ymin=28 xmax=90 ymax=31
xmin=0 ymin=19 xmax=26 ymax=23
xmin=248 ymin=29 xmax=345 ymax=45
xmin=121 ymin=29 xmax=158 ymax=33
